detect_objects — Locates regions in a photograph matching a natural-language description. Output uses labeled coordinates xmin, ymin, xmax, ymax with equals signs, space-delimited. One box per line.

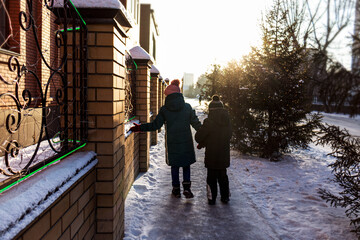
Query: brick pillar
xmin=130 ymin=46 xmax=153 ymax=172
xmin=84 ymin=22 xmax=127 ymax=239
xmin=150 ymin=65 xmax=159 ymax=145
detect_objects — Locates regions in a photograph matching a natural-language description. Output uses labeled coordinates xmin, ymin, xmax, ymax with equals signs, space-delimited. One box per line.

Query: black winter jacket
xmin=195 ymin=108 xmax=232 ymax=169
xmin=140 ymin=93 xmax=202 ymax=167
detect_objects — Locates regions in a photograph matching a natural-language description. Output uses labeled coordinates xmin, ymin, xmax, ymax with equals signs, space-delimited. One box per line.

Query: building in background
xmin=139 ymin=4 xmax=159 ymax=61
xmin=121 ymin=0 xmax=141 ymax=47
xmin=183 ymin=72 xmax=194 ymax=91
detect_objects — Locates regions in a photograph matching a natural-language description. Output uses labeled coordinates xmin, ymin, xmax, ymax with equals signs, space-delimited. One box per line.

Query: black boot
xmin=182 ymin=181 xmax=194 ymax=198
xmin=208 ymin=199 xmax=216 ymax=205
xmin=172 ymin=185 xmax=181 ymax=198
xmin=219 ymin=170 xmax=230 ymax=204
xmin=207 ymin=184 xmax=216 ymax=205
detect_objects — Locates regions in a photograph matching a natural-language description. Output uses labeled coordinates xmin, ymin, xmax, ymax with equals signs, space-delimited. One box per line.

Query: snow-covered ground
xmin=124 ymin=98 xmax=358 ymax=240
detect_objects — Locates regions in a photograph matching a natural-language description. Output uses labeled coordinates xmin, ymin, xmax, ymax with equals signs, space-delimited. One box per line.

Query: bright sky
xmin=140 ymin=0 xmax=270 ymax=81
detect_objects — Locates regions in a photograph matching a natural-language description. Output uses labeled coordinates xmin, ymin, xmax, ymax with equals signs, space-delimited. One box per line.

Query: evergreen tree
xmin=317 ymin=124 xmax=360 ymax=235
xmin=198 ymin=64 xmax=222 ymax=101
xmin=183 ymin=84 xmax=198 ymax=98
xmin=219 ymin=0 xmax=321 ymax=158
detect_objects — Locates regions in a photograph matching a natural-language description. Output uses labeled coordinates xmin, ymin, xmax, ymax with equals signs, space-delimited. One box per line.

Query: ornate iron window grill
xmin=0 ymin=0 xmax=88 ymax=191
xmin=125 ymin=53 xmax=136 ymax=121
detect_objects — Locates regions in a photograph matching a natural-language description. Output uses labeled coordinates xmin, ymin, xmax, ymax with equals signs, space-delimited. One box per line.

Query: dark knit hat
xmin=209 ymin=95 xmax=224 ymax=109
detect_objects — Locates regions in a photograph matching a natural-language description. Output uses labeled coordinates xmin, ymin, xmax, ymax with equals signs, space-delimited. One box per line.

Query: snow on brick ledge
xmin=0 ymin=151 xmax=98 ymax=240
xmin=129 ymin=46 xmax=154 ymax=63
xmin=150 ymin=65 xmax=160 ymax=75
xmin=53 ymin=0 xmax=123 ymax=9
xmin=53 ymin=0 xmax=135 ymax=28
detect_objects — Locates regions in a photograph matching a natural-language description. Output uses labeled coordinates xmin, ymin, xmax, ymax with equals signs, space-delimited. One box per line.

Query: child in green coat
xmin=131 ymin=79 xmax=201 ymax=198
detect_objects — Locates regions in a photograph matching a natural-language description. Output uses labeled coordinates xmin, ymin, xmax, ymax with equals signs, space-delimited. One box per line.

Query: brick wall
xmin=0 ymin=0 xmax=61 ymax=133
xmin=0 ymin=0 xmax=32 ymax=107
xmin=25 ymin=0 xmax=42 ymax=106
xmin=1 ymin=2 xmax=156 ymax=240
xmin=5 ymin=0 xmax=20 ymax=53
xmin=13 ymin=167 xmax=97 ymax=240
xmin=84 ymin=22 xmax=129 ymax=239
xmin=134 ymin=62 xmax=151 ymax=172
xmin=123 ymin=132 xmax=140 ymax=195
xmin=0 ymin=0 xmax=62 ymax=149
xmin=150 ymin=73 xmax=159 ymax=145
xmin=16 ymin=20 xmax=141 ymax=240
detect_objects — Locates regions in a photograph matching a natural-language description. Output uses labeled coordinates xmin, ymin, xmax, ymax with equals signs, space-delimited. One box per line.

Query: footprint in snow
xmin=133 ymin=184 xmax=148 ymax=193
xmin=147 ymin=176 xmax=156 ymax=184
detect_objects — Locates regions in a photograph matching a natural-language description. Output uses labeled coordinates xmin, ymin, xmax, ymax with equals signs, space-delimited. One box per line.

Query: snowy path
xmin=124 ymin=100 xmax=278 ymax=240
xmin=124 ymin=99 xmax=358 ymax=240
xmin=125 ymin=147 xmax=278 ymax=240
xmin=321 ymin=112 xmax=360 ymax=137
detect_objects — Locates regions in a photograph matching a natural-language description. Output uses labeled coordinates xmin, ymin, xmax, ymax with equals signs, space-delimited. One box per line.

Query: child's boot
xmin=219 ymin=173 xmax=230 ymax=203
xmin=207 ymin=184 xmax=216 ymax=205
xmin=182 ymin=181 xmax=194 ymax=198
xmin=172 ymin=184 xmax=181 ymax=198
xmin=208 ymin=199 xmax=216 ymax=205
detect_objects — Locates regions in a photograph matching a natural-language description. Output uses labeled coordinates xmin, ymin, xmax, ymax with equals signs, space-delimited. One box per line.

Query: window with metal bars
xmin=125 ymin=53 xmax=137 ymax=121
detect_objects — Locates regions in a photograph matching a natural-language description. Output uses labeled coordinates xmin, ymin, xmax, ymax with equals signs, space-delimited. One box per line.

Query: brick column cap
xmin=129 ymin=46 xmax=153 ymax=66
xmin=53 ymin=0 xmax=134 ymax=28
xmin=150 ymin=65 xmax=160 ymax=77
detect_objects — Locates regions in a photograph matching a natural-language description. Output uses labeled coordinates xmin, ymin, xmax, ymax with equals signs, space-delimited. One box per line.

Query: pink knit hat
xmin=164 ymin=79 xmax=181 ymax=96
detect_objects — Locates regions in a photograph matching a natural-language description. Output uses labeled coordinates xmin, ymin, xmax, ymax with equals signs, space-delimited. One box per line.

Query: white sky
xmin=140 ymin=0 xmax=270 ymax=81
xmin=140 ymin=0 xmax=355 ymax=82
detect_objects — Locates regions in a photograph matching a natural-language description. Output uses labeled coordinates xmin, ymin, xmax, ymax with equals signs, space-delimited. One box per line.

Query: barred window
xmin=125 ymin=53 xmax=137 ymax=121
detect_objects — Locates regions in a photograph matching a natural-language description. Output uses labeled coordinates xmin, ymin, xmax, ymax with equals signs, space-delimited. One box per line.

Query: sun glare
xmin=140 ymin=0 xmax=270 ymax=79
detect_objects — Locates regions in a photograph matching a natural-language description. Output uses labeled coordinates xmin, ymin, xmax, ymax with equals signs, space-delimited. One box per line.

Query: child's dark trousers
xmin=207 ymin=168 xmax=229 ymax=201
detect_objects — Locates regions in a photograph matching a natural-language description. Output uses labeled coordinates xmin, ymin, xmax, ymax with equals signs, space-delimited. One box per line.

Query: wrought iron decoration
xmin=0 ymin=0 xmax=88 ymax=189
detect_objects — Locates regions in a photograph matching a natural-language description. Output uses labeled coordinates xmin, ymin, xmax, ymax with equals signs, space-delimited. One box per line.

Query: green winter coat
xmin=140 ymin=93 xmax=201 ymax=167
xmin=195 ymin=108 xmax=232 ymax=169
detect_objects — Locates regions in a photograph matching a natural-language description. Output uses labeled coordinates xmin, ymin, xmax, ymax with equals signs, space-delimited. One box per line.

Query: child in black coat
xmin=195 ymin=95 xmax=232 ymax=205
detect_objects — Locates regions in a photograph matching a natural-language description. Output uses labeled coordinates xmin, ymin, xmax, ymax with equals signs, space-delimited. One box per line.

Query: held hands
xmin=130 ymin=123 xmax=141 ymax=133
